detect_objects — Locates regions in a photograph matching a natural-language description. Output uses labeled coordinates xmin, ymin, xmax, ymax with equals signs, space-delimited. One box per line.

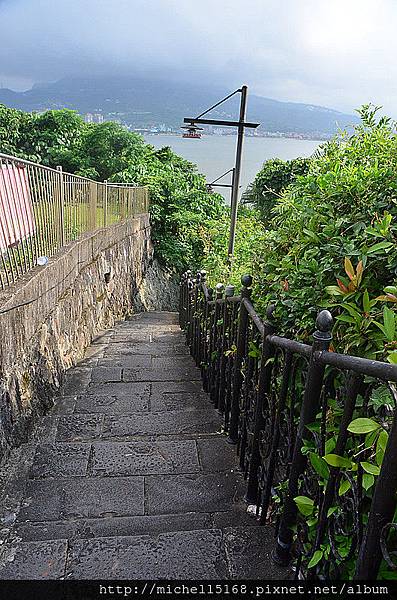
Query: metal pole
xmin=56 ymin=166 xmax=65 ymax=247
xmin=355 ymin=406 xmax=397 ymax=579
xmin=104 ymin=180 xmax=108 ymax=227
xmin=273 ymin=310 xmax=333 ymax=566
xmin=228 ymin=273 xmax=252 ymax=443
xmin=228 ymin=85 xmax=247 ymax=258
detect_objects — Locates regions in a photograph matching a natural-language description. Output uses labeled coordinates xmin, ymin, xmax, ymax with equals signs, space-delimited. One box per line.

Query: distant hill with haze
xmin=0 ymin=77 xmax=359 ymax=137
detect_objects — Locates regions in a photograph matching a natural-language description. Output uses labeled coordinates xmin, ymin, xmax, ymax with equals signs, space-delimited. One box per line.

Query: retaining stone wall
xmin=0 ymin=214 xmax=152 ymax=462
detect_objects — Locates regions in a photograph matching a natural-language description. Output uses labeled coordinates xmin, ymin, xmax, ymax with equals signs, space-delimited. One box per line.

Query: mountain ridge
xmin=0 ymin=76 xmax=359 ymax=136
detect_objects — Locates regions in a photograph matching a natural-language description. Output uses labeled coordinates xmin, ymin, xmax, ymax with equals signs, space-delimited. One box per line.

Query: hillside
xmin=0 ymin=77 xmax=359 ymax=137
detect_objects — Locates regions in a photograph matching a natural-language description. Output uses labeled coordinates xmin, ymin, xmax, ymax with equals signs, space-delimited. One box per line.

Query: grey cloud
xmin=0 ymin=0 xmax=396 ymax=115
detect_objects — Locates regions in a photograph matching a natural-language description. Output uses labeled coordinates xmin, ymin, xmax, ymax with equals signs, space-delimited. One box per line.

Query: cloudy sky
xmin=0 ymin=0 xmax=396 ymax=115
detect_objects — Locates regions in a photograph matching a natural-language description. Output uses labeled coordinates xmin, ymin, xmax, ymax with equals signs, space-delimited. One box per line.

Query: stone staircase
xmin=0 ymin=312 xmax=289 ymax=579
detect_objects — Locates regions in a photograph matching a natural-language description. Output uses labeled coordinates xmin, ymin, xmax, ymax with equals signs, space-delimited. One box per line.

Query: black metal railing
xmin=179 ymin=270 xmax=397 ymax=580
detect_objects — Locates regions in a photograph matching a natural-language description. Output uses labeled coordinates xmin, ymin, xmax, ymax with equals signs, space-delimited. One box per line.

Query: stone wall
xmin=134 ymin=259 xmax=179 ymax=312
xmin=0 ymin=214 xmax=152 ymax=463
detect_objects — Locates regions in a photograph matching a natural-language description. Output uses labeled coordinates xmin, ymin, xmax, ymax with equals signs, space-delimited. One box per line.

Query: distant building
xmin=84 ymin=113 xmax=104 ymax=124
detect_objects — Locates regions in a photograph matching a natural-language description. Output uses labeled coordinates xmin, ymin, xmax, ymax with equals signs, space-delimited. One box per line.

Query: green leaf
xmin=309 ymin=452 xmax=330 ymax=480
xmin=363 ymin=473 xmax=375 ymax=491
xmin=347 ymin=418 xmax=381 ymax=435
xmin=363 ymin=290 xmax=370 ymax=314
xmin=384 ymin=286 xmax=397 ymax=295
xmin=325 ymin=438 xmax=336 ymax=454
xmin=294 ymin=495 xmax=314 ymax=516
xmin=364 ymin=429 xmax=379 ymax=449
xmin=383 ymin=306 xmax=395 ymax=341
xmin=366 ymin=241 xmax=394 ymax=254
xmin=360 ymin=462 xmax=380 ymax=476
xmin=323 ymin=454 xmax=352 ymax=468
xmin=306 ymin=422 xmax=321 ymax=433
xmin=327 ymin=506 xmax=338 ymax=518
xmin=325 ymin=285 xmax=344 ymax=296
xmin=374 ymin=321 xmax=387 ymax=337
xmin=338 ymin=479 xmax=351 ymax=496
xmin=303 ymin=228 xmax=320 ymax=242
xmin=387 ymin=351 xmax=397 ymax=365
xmin=308 ymin=549 xmax=323 ymax=569
xmin=336 ymin=314 xmax=356 ymax=324
xmin=376 ymin=430 xmax=389 ymax=465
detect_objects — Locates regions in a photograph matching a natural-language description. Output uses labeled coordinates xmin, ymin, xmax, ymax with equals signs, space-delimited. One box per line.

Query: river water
xmin=144 ymin=134 xmax=321 ymax=201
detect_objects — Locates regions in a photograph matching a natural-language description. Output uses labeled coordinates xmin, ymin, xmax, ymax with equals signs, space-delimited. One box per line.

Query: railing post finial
xmin=240 ymin=274 xmax=252 ymax=299
xmin=215 ymin=283 xmax=224 ymax=299
xmin=225 ymin=284 xmax=235 ymax=297
xmin=314 ymin=309 xmax=333 ymax=344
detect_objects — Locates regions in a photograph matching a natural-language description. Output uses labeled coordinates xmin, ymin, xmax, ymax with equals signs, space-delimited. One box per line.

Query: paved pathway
xmin=0 ymin=312 xmax=288 ymax=579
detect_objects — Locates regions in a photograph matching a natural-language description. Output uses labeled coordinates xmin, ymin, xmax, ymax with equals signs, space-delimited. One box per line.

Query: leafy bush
xmin=243 ymin=156 xmax=311 ymax=222
xmin=0 ymin=105 xmax=226 ymax=272
xmin=202 ymin=105 xmax=397 ymax=579
xmin=201 ymin=206 xmax=267 ymax=291
xmin=235 ymin=105 xmax=397 ymax=360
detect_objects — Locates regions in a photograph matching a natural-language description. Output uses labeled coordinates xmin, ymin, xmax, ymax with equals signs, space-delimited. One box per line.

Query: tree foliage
xmin=0 ymin=104 xmax=227 ymax=272
xmin=243 ymin=156 xmax=311 ymax=222
xmin=205 ymin=106 xmax=397 ymax=361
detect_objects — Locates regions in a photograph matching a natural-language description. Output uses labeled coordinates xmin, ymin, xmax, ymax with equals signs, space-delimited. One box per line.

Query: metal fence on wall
xmin=0 ymin=153 xmax=149 ymax=290
xmin=180 ymin=270 xmax=397 ymax=581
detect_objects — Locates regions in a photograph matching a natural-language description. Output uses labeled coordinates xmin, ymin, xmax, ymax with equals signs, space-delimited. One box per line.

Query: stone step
xmin=13 ymin=508 xmax=259 ymax=542
xmin=0 ymin=311 xmax=292 ymax=581
xmin=0 ymin=526 xmax=288 ymax=580
xmin=28 ymin=436 xmax=239 ymax=479
xmin=15 ymin=469 xmax=246 ymax=524
xmin=55 ymin=410 xmax=222 ymax=441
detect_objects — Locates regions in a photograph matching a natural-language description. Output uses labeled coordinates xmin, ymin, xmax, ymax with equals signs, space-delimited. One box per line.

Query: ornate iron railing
xmin=180 ymin=270 xmax=397 ymax=580
xmin=0 ymin=152 xmax=149 ymax=290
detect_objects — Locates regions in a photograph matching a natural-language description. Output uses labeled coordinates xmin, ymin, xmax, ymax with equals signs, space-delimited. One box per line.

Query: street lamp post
xmin=183 ymin=85 xmax=259 ymax=258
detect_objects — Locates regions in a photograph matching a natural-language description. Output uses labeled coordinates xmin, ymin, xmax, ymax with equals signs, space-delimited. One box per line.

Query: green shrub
xmin=204 ymin=106 xmax=397 ymax=361
xmin=243 ymin=156 xmax=311 ymax=222
xmin=0 ymin=105 xmax=225 ymax=273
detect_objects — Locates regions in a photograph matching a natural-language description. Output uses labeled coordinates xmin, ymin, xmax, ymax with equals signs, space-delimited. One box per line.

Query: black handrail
xmin=179 ymin=270 xmax=397 ymax=581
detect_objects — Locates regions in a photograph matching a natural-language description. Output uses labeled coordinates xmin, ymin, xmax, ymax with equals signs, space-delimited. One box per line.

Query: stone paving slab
xmin=75 ymin=392 xmax=150 ymax=414
xmin=151 ymin=381 xmax=204 ymax=395
xmin=145 ymin=472 xmax=245 ymax=516
xmin=38 ymin=415 xmax=59 ymax=443
xmin=18 ymin=477 xmax=144 ymax=521
xmin=123 ymin=367 xmax=201 ymax=382
xmin=29 ymin=443 xmax=91 ymax=478
xmin=65 ymin=529 xmax=228 ymax=579
xmin=91 ymin=367 xmax=123 ymax=383
xmin=224 ymin=526 xmax=290 ymax=579
xmin=212 ymin=508 xmax=259 ymax=529
xmin=127 ymin=311 xmax=178 ymax=324
xmin=91 ymin=333 xmax=113 ymax=346
xmin=101 ymin=410 xmax=222 ymax=439
xmin=14 ymin=512 xmax=213 ymax=542
xmin=56 ymin=415 xmax=104 ymax=441
xmin=152 ymin=356 xmax=196 ymax=369
xmin=0 ymin=540 xmax=68 ymax=579
xmin=150 ymin=392 xmax=211 ymax=412
xmin=91 ymin=440 xmax=200 ymax=476
xmin=85 ymin=381 xmax=150 ymax=397
xmin=104 ymin=343 xmax=190 ymax=357
xmin=98 ymin=355 xmax=152 ymax=368
xmin=197 ymin=437 xmax=237 ymax=472
xmin=62 ymin=368 xmax=92 ymax=396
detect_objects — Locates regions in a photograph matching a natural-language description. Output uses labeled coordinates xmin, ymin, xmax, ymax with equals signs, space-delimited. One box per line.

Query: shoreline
xmin=142 ymin=132 xmax=328 ymax=142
